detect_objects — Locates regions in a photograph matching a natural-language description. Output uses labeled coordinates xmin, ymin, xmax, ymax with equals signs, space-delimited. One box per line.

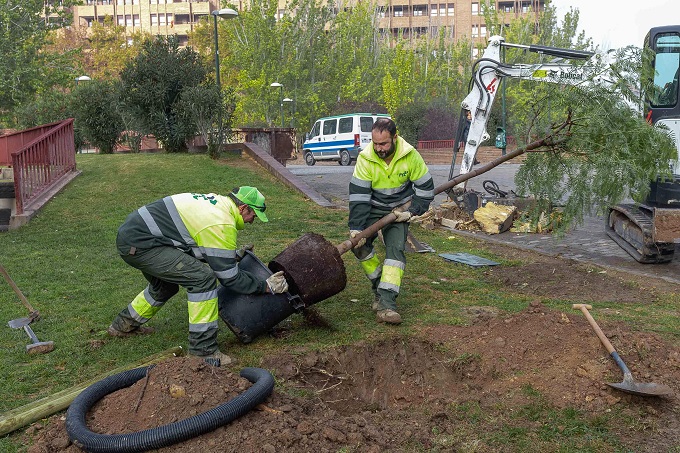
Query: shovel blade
xmin=608 ymin=380 xmax=674 ymax=397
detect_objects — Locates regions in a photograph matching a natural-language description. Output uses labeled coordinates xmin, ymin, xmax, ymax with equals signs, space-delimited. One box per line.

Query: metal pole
xmin=279 ymin=86 xmax=284 ymax=128
xmin=500 ymin=45 xmax=507 ymax=156
xmin=213 ymin=14 xmax=220 ymax=87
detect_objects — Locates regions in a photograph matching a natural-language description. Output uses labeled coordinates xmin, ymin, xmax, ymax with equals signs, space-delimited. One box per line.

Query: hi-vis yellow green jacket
xmin=348 ymin=136 xmax=435 ymax=231
xmin=116 ymin=193 xmax=266 ymax=294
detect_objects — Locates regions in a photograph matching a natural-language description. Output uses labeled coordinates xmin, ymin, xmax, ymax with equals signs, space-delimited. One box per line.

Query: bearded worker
xmin=348 ymin=118 xmax=434 ymax=324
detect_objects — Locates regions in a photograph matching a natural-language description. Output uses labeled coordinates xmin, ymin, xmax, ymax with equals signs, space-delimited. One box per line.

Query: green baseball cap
xmin=233 ymin=186 xmax=268 ymax=222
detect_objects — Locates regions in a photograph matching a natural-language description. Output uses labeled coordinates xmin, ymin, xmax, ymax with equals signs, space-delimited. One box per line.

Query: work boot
xmin=194 ymin=350 xmax=233 ymax=367
xmin=376 ymin=309 xmax=402 ymax=325
xmin=371 ymin=293 xmax=380 ymax=311
xmin=107 ymin=324 xmax=155 ymax=337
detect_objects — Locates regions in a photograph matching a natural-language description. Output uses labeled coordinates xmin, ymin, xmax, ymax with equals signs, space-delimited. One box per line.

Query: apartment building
xmin=370 ymin=0 xmax=544 ymax=42
xmin=69 ymin=0 xmax=543 ymax=46
xmin=71 ymin=0 xmax=228 ymax=46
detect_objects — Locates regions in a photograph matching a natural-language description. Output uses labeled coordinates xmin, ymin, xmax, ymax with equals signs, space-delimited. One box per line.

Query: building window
xmin=471 ymin=2 xmax=479 ymax=15
xmin=393 ymin=6 xmax=403 ymax=17
xmin=481 ymin=25 xmax=486 ymax=37
xmin=133 ymin=14 xmax=140 ymax=26
xmin=117 ymin=15 xmax=125 ymax=25
xmin=498 ymin=1 xmax=513 ymax=12
xmin=472 ymin=48 xmax=480 ymax=58
xmin=472 ymin=25 xmax=479 ymax=38
xmin=440 ymin=5 xmax=446 ymax=16
xmin=150 ymin=13 xmax=157 ymax=25
xmin=377 ymin=6 xmax=386 ymax=18
xmin=431 ymin=4 xmax=437 ymax=16
xmin=447 ymin=4 xmax=454 ymax=15
xmin=276 ymin=9 xmax=285 ymax=20
xmin=413 ymin=5 xmax=426 ymax=16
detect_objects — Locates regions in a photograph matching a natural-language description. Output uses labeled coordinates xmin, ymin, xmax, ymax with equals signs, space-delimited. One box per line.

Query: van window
xmin=310 ymin=121 xmax=320 ymax=138
xmin=323 ymin=119 xmax=337 ymax=135
xmin=338 ymin=117 xmax=353 ymax=133
xmin=360 ymin=117 xmax=374 ymax=132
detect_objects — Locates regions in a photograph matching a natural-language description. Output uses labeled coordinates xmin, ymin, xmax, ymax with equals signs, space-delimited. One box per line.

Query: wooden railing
xmin=10 ymin=119 xmax=77 ymax=215
xmin=0 ymin=121 xmax=68 ymax=166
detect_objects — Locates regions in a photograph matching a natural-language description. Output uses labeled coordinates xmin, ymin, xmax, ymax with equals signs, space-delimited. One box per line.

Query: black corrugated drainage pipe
xmin=66 ymin=366 xmax=274 ymax=452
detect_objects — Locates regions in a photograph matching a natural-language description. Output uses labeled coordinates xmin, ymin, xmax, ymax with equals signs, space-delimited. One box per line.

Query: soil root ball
xmin=269 ymin=233 xmax=347 ymax=307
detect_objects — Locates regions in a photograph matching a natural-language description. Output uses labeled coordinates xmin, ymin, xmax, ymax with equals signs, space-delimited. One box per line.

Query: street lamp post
xmin=211 ymin=8 xmax=238 ymax=88
xmin=283 ymin=98 xmax=294 ymax=127
xmin=75 ymin=75 xmax=91 ymax=86
xmin=270 ymin=82 xmax=284 ymax=127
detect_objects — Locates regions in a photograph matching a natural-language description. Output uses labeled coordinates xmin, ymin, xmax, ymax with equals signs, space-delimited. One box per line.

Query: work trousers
xmin=111 ymin=245 xmax=220 ymax=356
xmin=351 ymin=209 xmax=408 ymax=311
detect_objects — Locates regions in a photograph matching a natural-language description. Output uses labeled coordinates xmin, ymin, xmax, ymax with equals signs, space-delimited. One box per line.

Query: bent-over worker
xmin=348 ymin=118 xmax=435 ymax=324
xmin=108 ymin=186 xmax=288 ymax=364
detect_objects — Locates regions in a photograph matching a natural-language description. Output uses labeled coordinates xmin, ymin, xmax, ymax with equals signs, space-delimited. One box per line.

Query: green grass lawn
xmin=0 ymin=153 xmax=677 ymax=451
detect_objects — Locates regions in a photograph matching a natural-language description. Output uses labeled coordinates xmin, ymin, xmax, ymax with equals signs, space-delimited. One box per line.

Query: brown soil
xmin=24 ymin=243 xmax=680 ymax=453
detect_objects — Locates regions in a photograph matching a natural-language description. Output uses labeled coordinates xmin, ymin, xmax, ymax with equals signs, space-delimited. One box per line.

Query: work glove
xmin=350 ymin=230 xmax=366 ymax=249
xmin=392 ymin=208 xmax=413 ymax=223
xmin=266 ymin=271 xmax=289 ymax=294
xmin=409 ymin=208 xmax=434 ymax=224
xmin=236 ymin=244 xmax=254 ymax=262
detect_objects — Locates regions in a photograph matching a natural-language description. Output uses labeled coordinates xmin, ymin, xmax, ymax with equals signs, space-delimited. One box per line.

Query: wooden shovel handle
xmin=573 ymin=304 xmax=616 ymax=355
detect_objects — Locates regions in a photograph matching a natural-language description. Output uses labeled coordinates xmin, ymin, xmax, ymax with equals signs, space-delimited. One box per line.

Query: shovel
xmin=573 ymin=304 xmax=673 ymax=397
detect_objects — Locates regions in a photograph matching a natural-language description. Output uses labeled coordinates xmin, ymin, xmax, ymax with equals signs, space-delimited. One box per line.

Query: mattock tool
xmin=2 ymin=263 xmax=53 ymax=353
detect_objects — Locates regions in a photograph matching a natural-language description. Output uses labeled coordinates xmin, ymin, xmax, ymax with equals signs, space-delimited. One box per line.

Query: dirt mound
xmin=25 ymin=303 xmax=680 ymax=452
xmin=473 ymin=239 xmax=676 ymax=304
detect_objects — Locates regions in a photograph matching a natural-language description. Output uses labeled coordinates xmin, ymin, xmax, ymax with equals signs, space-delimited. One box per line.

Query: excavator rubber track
xmin=605 ymin=203 xmax=675 ymax=264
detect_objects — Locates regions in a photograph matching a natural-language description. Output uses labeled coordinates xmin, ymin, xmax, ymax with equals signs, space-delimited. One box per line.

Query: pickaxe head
xmin=7 ymin=317 xmax=54 ymax=354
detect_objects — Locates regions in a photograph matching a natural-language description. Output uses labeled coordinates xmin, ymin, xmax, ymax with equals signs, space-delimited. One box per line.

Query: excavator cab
xmin=606 ymin=25 xmax=680 ymax=263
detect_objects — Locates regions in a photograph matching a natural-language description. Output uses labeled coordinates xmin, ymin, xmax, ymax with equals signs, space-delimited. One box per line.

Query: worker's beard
xmin=376 ymin=139 xmax=396 ymax=160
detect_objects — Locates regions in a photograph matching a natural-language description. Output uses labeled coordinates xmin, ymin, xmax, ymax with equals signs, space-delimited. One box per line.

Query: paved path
xmin=288 ymin=163 xmax=680 ymax=285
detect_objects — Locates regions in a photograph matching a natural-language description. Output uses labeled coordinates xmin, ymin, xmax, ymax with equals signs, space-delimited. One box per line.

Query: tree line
xmin=0 ymin=0 xmax=587 ymax=153
xmin=1 ymin=0 xmax=676 ymax=235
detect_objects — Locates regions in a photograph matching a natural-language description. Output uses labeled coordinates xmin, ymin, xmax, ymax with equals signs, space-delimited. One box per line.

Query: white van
xmin=302 ymin=113 xmax=391 ymax=166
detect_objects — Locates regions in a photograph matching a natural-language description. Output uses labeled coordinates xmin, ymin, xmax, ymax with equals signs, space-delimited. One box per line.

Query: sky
xmin=550 ymin=0 xmax=680 ymax=50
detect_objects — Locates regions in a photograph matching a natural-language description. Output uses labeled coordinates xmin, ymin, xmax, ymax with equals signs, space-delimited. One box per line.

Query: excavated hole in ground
xmin=265 ymin=338 xmax=471 ymax=415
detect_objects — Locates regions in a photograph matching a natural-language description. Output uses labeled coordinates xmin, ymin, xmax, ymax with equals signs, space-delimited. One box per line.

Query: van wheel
xmin=339 ymin=150 xmax=351 ymax=166
xmin=304 ymin=152 xmax=316 ymax=166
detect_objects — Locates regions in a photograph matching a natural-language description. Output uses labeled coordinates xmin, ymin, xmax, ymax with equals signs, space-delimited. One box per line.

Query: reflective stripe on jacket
xmin=348 ymin=136 xmax=434 ymax=230
xmin=117 ymin=193 xmax=266 ymax=294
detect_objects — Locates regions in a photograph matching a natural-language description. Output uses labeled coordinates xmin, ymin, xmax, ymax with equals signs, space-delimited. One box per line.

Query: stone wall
xmin=417 ymin=145 xmax=527 ymax=165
